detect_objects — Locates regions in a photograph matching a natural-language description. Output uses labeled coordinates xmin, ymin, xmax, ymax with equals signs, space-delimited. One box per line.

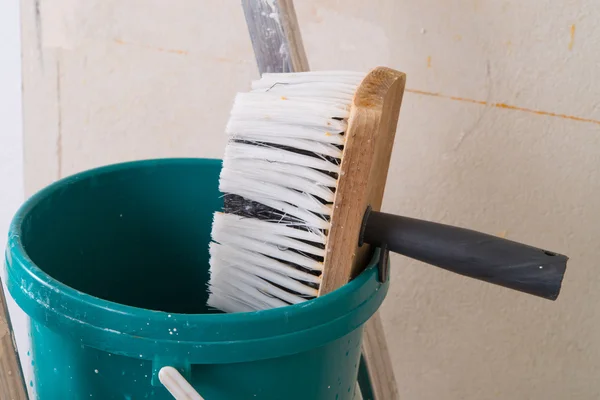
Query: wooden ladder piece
xmin=0 ymin=280 xmax=28 ymax=400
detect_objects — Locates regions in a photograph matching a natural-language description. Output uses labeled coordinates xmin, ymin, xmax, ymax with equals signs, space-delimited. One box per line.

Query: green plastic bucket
xmin=5 ymin=158 xmax=388 ymax=400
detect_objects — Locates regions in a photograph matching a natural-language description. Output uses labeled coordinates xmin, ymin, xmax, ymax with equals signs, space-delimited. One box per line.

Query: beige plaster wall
xmin=21 ymin=1 xmax=600 ymax=398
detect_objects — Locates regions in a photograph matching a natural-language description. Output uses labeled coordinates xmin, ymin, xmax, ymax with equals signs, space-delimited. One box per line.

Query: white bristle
xmin=214 ymin=213 xmax=326 ymax=244
xmin=220 ymin=171 xmax=333 ymax=216
xmin=208 ymin=266 xmax=307 ymax=312
xmin=222 ymin=159 xmax=338 ymax=187
xmin=224 ymin=143 xmax=341 ymax=173
xmin=210 ymin=243 xmax=321 ymax=285
xmin=208 ymin=70 xmax=366 ymax=313
xmin=226 ymin=121 xmax=345 ymax=145
xmin=221 ymin=168 xmax=335 ymax=203
xmin=212 ymin=228 xmax=323 ymax=272
xmin=232 ymin=135 xmax=344 ymax=159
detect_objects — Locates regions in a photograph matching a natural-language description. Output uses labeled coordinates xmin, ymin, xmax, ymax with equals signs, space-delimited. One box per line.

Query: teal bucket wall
xmin=5 ymin=158 xmax=389 ymax=400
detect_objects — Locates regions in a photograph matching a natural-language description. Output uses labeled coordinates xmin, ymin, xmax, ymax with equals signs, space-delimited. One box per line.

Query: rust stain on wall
xmin=406 ymin=89 xmax=600 ymax=126
xmin=569 ymin=24 xmax=576 ymax=50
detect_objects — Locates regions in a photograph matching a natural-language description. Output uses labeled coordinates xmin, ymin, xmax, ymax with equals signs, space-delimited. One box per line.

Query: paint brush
xmin=206 ymin=67 xmax=568 ymax=313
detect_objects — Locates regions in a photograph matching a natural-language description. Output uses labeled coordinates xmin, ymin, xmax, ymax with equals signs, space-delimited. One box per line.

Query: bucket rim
xmin=5 ymin=158 xmax=388 ymax=363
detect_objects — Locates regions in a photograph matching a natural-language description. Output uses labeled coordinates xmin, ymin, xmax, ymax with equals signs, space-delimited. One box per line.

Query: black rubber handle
xmin=361 ymin=211 xmax=568 ymax=300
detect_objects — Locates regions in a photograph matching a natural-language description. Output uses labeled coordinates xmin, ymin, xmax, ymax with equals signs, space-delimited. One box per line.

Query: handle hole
xmin=543 ymin=250 xmax=557 ymax=257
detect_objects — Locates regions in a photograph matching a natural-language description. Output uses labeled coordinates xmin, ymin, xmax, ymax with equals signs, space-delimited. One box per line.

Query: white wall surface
xmin=18 ymin=0 xmax=600 ymax=399
xmin=0 ymin=0 xmax=34 ymax=396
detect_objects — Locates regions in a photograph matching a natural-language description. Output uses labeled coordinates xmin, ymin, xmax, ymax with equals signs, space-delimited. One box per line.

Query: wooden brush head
xmin=319 ymin=66 xmax=406 ymax=296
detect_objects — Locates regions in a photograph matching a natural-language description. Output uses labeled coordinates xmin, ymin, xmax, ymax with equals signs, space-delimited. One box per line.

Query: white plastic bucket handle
xmin=159 ymin=366 xmax=204 ymax=400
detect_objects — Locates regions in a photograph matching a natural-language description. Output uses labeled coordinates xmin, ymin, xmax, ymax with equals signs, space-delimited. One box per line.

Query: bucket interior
xmin=19 ymin=159 xmax=223 ymax=314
